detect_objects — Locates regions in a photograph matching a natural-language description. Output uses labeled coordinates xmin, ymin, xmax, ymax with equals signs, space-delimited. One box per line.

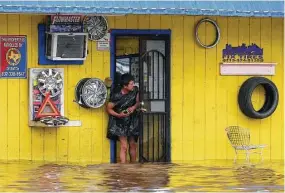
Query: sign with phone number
xmin=0 ymin=35 xmax=27 ymax=78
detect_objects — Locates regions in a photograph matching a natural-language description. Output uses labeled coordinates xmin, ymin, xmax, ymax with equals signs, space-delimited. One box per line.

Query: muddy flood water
xmin=0 ymin=160 xmax=283 ymax=192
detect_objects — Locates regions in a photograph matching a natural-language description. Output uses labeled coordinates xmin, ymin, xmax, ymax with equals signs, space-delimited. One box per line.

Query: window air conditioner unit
xmin=45 ymin=32 xmax=88 ymax=61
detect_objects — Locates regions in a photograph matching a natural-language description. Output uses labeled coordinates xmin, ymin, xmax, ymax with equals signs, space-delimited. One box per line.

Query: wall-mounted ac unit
xmin=45 ymin=32 xmax=88 ymax=61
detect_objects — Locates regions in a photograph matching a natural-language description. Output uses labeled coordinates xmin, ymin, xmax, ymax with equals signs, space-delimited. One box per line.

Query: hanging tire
xmin=74 ymin=78 xmax=108 ymax=109
xmin=238 ymin=77 xmax=278 ymax=119
xmin=75 ymin=78 xmax=90 ymax=108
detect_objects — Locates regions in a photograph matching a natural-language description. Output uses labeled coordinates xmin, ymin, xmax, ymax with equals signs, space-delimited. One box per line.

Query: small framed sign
xmin=0 ymin=35 xmax=27 ymax=78
xmin=220 ymin=63 xmax=277 ymax=76
xmin=96 ymin=32 xmax=110 ymax=51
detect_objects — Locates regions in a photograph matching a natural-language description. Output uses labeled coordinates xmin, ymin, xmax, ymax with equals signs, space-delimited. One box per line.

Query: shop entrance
xmin=110 ymin=30 xmax=171 ymax=163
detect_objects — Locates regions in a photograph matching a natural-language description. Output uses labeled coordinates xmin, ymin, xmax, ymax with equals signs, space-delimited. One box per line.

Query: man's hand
xmin=117 ymin=111 xmax=130 ymax=118
xmin=127 ymin=106 xmax=136 ymax=114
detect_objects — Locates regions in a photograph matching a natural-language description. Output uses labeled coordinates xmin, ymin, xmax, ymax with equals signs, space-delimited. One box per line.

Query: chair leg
xmin=245 ymin=150 xmax=250 ymax=162
xmin=234 ymin=149 xmax=237 ymax=163
xmin=260 ymin=148 xmax=264 ymax=162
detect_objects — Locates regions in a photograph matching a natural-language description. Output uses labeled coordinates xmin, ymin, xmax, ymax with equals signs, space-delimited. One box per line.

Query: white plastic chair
xmin=225 ymin=126 xmax=267 ymax=162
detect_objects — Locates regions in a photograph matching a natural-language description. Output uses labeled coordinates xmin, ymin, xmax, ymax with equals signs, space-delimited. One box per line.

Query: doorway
xmin=110 ymin=29 xmax=171 ymax=163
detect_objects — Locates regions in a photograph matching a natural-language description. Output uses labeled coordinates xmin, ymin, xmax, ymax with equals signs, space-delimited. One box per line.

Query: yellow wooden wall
xmin=0 ymin=14 xmax=283 ymax=163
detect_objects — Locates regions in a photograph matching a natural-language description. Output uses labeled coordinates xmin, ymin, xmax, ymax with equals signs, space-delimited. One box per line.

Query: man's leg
xmin=119 ymin=136 xmax=128 ymax=163
xmin=128 ymin=136 xmax=137 ymax=163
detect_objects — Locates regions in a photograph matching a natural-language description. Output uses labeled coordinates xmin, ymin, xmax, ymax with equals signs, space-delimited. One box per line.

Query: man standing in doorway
xmin=106 ymin=73 xmax=140 ymax=163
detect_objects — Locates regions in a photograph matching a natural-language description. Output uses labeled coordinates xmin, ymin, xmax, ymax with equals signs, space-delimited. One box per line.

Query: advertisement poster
xmin=222 ymin=43 xmax=264 ymax=63
xmin=0 ymin=35 xmax=27 ymax=78
xmin=46 ymin=15 xmax=83 ymax=33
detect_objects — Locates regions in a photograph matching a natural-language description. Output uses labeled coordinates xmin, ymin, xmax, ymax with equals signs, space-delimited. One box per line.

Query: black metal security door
xmin=138 ymin=38 xmax=170 ymax=162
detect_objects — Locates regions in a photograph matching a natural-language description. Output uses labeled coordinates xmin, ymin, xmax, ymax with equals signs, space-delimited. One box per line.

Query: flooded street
xmin=0 ymin=160 xmax=283 ymax=192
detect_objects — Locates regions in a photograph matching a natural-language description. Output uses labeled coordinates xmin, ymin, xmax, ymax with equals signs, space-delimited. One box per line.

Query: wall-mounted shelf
xmin=220 ymin=63 xmax=277 ymax=76
xmin=29 ymin=120 xmax=82 ymax=128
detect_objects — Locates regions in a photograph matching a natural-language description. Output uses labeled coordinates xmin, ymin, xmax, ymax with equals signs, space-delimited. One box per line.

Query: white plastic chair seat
xmin=234 ymin=144 xmax=267 ymax=150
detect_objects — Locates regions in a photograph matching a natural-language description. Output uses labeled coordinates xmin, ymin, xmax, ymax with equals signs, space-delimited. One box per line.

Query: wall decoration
xmin=222 ymin=43 xmax=263 ymax=63
xmin=83 ymin=16 xmax=108 ymax=41
xmin=220 ymin=63 xmax=276 ymax=76
xmin=29 ymin=68 xmax=81 ymax=127
xmin=46 ymin=15 xmax=83 ymax=33
xmin=37 ymin=68 xmax=63 ymax=98
xmin=0 ymin=35 xmax=27 ymax=78
xmin=96 ymin=32 xmax=110 ymax=51
xmin=195 ymin=18 xmax=220 ymax=49
xmin=74 ymin=78 xmax=108 ymax=108
xmin=35 ymin=92 xmax=61 ymax=118
xmin=238 ymin=77 xmax=278 ymax=119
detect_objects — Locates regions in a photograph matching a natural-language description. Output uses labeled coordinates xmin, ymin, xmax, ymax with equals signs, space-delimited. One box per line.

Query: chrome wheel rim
xmin=37 ymin=69 xmax=63 ymax=98
xmin=83 ymin=16 xmax=108 ymax=41
xmin=81 ymin=78 xmax=107 ymax=108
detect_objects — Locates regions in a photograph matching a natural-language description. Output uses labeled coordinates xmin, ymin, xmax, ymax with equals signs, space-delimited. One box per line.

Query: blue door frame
xmin=109 ymin=29 xmax=171 ymax=163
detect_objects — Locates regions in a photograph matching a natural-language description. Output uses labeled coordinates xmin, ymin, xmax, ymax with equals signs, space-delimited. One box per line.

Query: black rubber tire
xmin=75 ymin=78 xmax=90 ymax=108
xmin=238 ymin=77 xmax=278 ymax=119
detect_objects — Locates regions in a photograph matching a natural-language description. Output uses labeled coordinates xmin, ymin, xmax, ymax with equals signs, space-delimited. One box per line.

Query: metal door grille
xmin=139 ymin=49 xmax=169 ymax=162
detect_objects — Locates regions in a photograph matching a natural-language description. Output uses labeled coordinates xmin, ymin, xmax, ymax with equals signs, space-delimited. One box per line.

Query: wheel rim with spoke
xmin=37 ymin=69 xmax=63 ymax=98
xmin=81 ymin=78 xmax=107 ymax=108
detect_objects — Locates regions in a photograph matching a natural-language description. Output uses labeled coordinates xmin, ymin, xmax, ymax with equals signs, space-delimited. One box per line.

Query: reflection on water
xmin=0 ymin=160 xmax=283 ymax=192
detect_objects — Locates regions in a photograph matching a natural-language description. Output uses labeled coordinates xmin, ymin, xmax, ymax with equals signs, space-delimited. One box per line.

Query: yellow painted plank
xmin=7 ymin=14 xmax=20 ymax=160
xmin=126 ymin=15 xmax=138 ymax=29
xmin=204 ymin=16 xmax=217 ymax=160
xmin=56 ymin=65 xmax=69 ymax=162
xmin=171 ymin=16 xmax=183 ymax=162
xmin=31 ymin=15 xmax=44 ymax=161
xmin=271 ymin=18 xmax=283 ymax=160
xmin=107 ymin=16 xmax=115 ymax=29
xmin=226 ymin=17 xmax=239 ymax=159
xmin=0 ymin=14 xmax=8 ymax=161
xmin=149 ymin=15 xmax=161 ymax=29
xmin=57 ymin=126 xmax=68 ymax=162
xmin=160 ymin=15 xmax=171 ymax=30
xmin=43 ymin=129 xmax=57 ymax=161
xmin=216 ymin=16 xmax=228 ymax=160
xmin=237 ymin=17 xmax=250 ymax=134
xmin=78 ymin=39 xmax=93 ymax=163
xmin=66 ymin=64 xmax=80 ymax=162
xmin=193 ymin=16 xmax=206 ymax=160
xmin=182 ymin=16 xmax=195 ymax=162
xmin=248 ymin=18 xmax=262 ymax=157
xmin=91 ymin=40 xmax=104 ymax=163
xmin=67 ymin=64 xmax=80 ymax=163
xmin=138 ymin=15 xmax=150 ymax=29
xmin=19 ymin=15 xmax=32 ymax=160
xmin=259 ymin=18 xmax=272 ymax=160
xmin=114 ymin=16 xmax=127 ymax=29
